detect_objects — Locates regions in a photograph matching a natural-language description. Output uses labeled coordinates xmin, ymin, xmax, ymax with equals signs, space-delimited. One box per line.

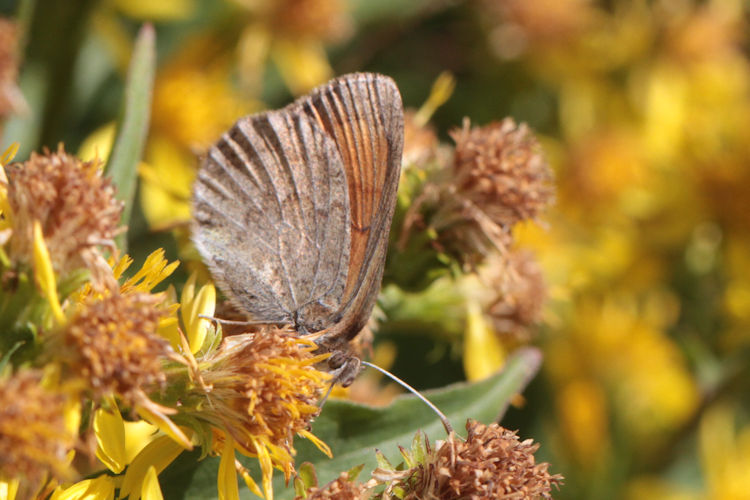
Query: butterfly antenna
xmin=362 ymin=360 xmax=454 ymax=435
xmin=318 ymin=378 xmax=337 ymax=410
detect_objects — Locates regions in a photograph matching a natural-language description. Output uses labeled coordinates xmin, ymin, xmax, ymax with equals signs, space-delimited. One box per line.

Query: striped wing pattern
xmin=192 ymin=73 xmax=403 ymax=339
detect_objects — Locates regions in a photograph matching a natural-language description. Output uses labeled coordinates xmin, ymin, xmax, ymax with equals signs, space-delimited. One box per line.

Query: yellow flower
xmin=111 ymin=0 xmax=195 ymax=21
xmin=700 ymin=404 xmax=750 ymax=499
xmin=234 ymin=0 xmax=351 ymax=95
xmin=190 ymin=329 xmax=332 ymax=499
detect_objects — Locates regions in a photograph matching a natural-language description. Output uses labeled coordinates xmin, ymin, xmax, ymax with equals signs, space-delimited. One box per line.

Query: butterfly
xmin=192 ymin=73 xmax=404 ymax=385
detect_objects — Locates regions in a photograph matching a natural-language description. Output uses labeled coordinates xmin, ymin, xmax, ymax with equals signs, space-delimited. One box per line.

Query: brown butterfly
xmin=192 ymin=73 xmax=404 ymax=385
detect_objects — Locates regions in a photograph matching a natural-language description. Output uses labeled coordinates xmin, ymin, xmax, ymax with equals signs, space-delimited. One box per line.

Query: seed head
xmin=4 ymin=146 xmax=123 ymax=288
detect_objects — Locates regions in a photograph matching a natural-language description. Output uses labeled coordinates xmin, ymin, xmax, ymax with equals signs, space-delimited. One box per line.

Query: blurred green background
xmin=2 ymin=0 xmax=750 ymax=498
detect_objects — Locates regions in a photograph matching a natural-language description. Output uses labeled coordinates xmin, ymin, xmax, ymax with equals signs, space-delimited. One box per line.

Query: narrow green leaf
xmin=162 ymin=347 xmax=542 ymax=499
xmin=105 ymin=24 xmax=155 ymax=252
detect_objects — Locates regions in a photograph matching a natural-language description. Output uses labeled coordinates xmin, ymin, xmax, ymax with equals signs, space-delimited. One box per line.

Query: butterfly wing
xmin=192 ymin=73 xmax=404 ymax=340
xmin=192 ymin=107 xmax=352 ymax=330
xmin=295 ymin=73 xmax=404 ymax=341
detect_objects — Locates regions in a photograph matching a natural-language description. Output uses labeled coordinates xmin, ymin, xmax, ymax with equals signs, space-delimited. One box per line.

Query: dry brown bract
xmin=296 ymin=472 xmax=371 ymax=500
xmin=395 ymin=420 xmax=562 ymax=499
xmin=482 ymin=250 xmax=547 ymax=341
xmin=451 ymin=118 xmax=554 ymax=230
xmin=4 ymin=146 xmax=123 ymax=289
xmin=64 ymin=292 xmax=170 ymax=405
xmin=0 ymin=370 xmax=74 ymax=494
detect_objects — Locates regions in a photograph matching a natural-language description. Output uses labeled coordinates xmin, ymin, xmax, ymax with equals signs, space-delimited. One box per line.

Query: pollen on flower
xmin=197 ymin=328 xmax=330 ymax=485
xmin=451 ymin=118 xmax=555 ymax=230
xmin=4 ymin=145 xmax=123 ymax=288
xmin=0 ymin=370 xmax=74 ymax=492
xmin=63 ymin=292 xmax=171 ymax=406
xmin=393 ymin=420 xmax=562 ymax=499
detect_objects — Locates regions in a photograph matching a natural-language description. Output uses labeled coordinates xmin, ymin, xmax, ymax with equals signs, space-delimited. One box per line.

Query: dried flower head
xmin=296 ymin=471 xmax=371 ymax=500
xmin=4 ymin=146 xmax=123 ymax=288
xmin=63 ymin=292 xmax=171 ymax=405
xmin=451 ymin=118 xmax=554 ymax=229
xmin=0 ymin=370 xmax=75 ymax=492
xmin=385 ymin=420 xmax=562 ymax=499
xmin=482 ymin=250 xmax=547 ymax=340
xmin=196 ymin=329 xmax=331 ymax=489
xmin=0 ymin=18 xmax=25 ymax=123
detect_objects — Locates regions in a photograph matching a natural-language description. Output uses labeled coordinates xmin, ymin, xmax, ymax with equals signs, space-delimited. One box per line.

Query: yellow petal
xmin=186 ymin=281 xmax=216 ymax=354
xmin=94 ymin=408 xmax=127 ymax=473
xmin=0 ymin=478 xmax=19 ymax=500
xmin=0 ymin=143 xmax=18 ymax=166
xmin=271 ymin=38 xmax=332 ymax=96
xmin=120 ymin=436 xmax=184 ymax=500
xmin=218 ymin=438 xmax=240 ymax=500
xmin=297 ymin=429 xmax=332 ymax=459
xmin=135 ymin=403 xmax=192 ymax=450
xmin=251 ymin=437 xmax=274 ymax=500
xmin=463 ymin=301 xmax=505 ymax=381
xmin=238 ymin=467 xmax=263 ymax=499
xmin=157 ymin=316 xmax=181 ymax=351
xmin=32 ymin=220 xmax=65 ymax=323
xmin=124 ymin=420 xmax=160 ymax=463
xmin=139 ymin=138 xmax=194 ymax=230
xmin=77 ymin=123 xmax=116 ymax=164
xmin=121 ymin=249 xmax=179 ymax=294
xmin=51 ymin=476 xmax=116 ymax=500
xmin=0 ymin=144 xmax=17 ymax=231
xmin=141 ymin=467 xmax=164 ymax=500
xmin=414 ymin=71 xmax=456 ymax=127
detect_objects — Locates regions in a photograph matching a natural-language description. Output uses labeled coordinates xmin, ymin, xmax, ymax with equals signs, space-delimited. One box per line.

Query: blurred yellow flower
xmin=233 ymin=0 xmax=351 ymax=95
xmin=463 ymin=300 xmax=505 ymax=381
xmin=556 ymin=378 xmax=609 ymax=467
xmin=111 ymin=0 xmax=195 ymax=21
xmin=700 ymin=404 xmax=750 ymax=499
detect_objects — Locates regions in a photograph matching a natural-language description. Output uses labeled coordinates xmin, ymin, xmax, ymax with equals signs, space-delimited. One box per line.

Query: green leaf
xmin=161 ymin=347 xmax=542 ymax=499
xmin=105 ymin=24 xmax=155 ymax=252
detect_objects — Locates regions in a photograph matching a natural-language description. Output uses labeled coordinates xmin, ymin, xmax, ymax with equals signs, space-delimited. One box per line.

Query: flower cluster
xmin=376 ymin=420 xmax=562 ymax=499
xmin=0 ymin=146 xmax=332 ymax=500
